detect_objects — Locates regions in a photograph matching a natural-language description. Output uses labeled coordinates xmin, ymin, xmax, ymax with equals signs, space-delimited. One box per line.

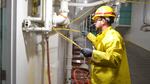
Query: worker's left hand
xmin=81 ymin=31 xmax=89 ymax=37
xmin=81 ymin=48 xmax=93 ymax=57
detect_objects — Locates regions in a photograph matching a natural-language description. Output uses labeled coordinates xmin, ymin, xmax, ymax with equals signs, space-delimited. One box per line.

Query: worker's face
xmin=94 ymin=17 xmax=104 ymax=30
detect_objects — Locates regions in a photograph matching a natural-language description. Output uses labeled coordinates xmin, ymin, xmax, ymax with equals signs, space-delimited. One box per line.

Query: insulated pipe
xmin=53 ymin=13 xmax=70 ymax=26
xmin=53 ymin=12 xmax=68 ymax=26
xmin=68 ymin=0 xmax=112 ymax=7
xmin=45 ymin=0 xmax=52 ymax=31
xmin=66 ymin=31 xmax=73 ymax=84
xmin=27 ymin=16 xmax=42 ymax=21
xmin=60 ymin=0 xmax=69 ymax=13
xmin=53 ymin=0 xmax=69 ymax=25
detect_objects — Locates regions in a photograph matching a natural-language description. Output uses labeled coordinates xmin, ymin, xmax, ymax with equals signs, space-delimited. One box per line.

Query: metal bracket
xmin=0 ymin=69 xmax=6 ymax=80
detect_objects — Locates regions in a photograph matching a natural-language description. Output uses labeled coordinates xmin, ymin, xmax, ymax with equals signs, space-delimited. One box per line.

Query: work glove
xmin=81 ymin=48 xmax=93 ymax=57
xmin=81 ymin=31 xmax=89 ymax=37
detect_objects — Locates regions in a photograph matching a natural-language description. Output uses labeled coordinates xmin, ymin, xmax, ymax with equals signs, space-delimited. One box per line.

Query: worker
xmin=81 ymin=5 xmax=131 ymax=84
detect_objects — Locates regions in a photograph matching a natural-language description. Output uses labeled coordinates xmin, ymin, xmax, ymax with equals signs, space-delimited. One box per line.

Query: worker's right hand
xmin=81 ymin=48 xmax=93 ymax=57
xmin=81 ymin=31 xmax=89 ymax=37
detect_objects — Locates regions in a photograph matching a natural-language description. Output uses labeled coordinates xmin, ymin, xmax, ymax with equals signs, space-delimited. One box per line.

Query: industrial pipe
xmin=45 ymin=0 xmax=52 ymax=31
xmin=23 ymin=0 xmax=53 ymax=32
xmin=53 ymin=0 xmax=70 ymax=26
xmin=53 ymin=12 xmax=69 ymax=26
xmin=68 ymin=0 xmax=112 ymax=7
xmin=22 ymin=27 xmax=51 ymax=32
xmin=66 ymin=31 xmax=73 ymax=84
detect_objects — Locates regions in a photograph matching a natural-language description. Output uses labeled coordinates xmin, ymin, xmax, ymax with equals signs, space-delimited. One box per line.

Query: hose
xmin=69 ymin=8 xmax=94 ymax=25
xmin=53 ymin=28 xmax=82 ymax=49
xmin=45 ymin=27 xmax=79 ymax=84
xmin=54 ymin=27 xmax=81 ymax=33
xmin=72 ymin=68 xmax=90 ymax=84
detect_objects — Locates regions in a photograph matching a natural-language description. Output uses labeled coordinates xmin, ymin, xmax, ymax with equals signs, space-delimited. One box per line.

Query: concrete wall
xmin=125 ymin=2 xmax=150 ymax=51
xmin=126 ymin=41 xmax=150 ymax=84
xmin=124 ymin=1 xmax=150 ymax=84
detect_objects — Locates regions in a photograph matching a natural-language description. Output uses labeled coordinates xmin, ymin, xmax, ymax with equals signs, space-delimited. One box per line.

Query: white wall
xmin=125 ymin=2 xmax=150 ymax=51
xmin=16 ymin=0 xmax=28 ymax=84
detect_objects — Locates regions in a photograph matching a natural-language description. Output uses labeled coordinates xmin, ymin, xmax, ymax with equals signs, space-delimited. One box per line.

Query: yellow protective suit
xmin=87 ymin=26 xmax=131 ymax=84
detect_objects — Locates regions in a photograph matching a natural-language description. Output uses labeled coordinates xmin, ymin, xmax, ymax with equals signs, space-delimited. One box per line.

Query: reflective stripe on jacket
xmin=87 ymin=26 xmax=131 ymax=84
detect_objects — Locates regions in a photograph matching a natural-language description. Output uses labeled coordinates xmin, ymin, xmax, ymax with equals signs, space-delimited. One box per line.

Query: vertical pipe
xmin=39 ymin=0 xmax=43 ymax=20
xmin=42 ymin=0 xmax=46 ymax=21
xmin=41 ymin=35 xmax=45 ymax=84
xmin=66 ymin=31 xmax=73 ymax=84
xmin=46 ymin=36 xmax=51 ymax=84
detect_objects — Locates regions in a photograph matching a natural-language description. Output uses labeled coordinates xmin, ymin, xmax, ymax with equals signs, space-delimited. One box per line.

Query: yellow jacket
xmin=87 ymin=26 xmax=131 ymax=84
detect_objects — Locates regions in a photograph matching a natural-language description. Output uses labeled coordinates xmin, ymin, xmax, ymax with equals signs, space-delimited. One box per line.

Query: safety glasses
xmin=93 ymin=17 xmax=103 ymax=23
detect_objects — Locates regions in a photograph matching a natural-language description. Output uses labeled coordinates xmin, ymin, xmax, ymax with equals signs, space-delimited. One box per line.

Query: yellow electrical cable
xmin=53 ymin=27 xmax=81 ymax=33
xmin=53 ymin=28 xmax=82 ymax=49
xmin=69 ymin=8 xmax=94 ymax=25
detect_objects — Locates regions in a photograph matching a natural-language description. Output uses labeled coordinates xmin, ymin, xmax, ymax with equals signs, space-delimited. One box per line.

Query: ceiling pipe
xmin=68 ymin=0 xmax=112 ymax=7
